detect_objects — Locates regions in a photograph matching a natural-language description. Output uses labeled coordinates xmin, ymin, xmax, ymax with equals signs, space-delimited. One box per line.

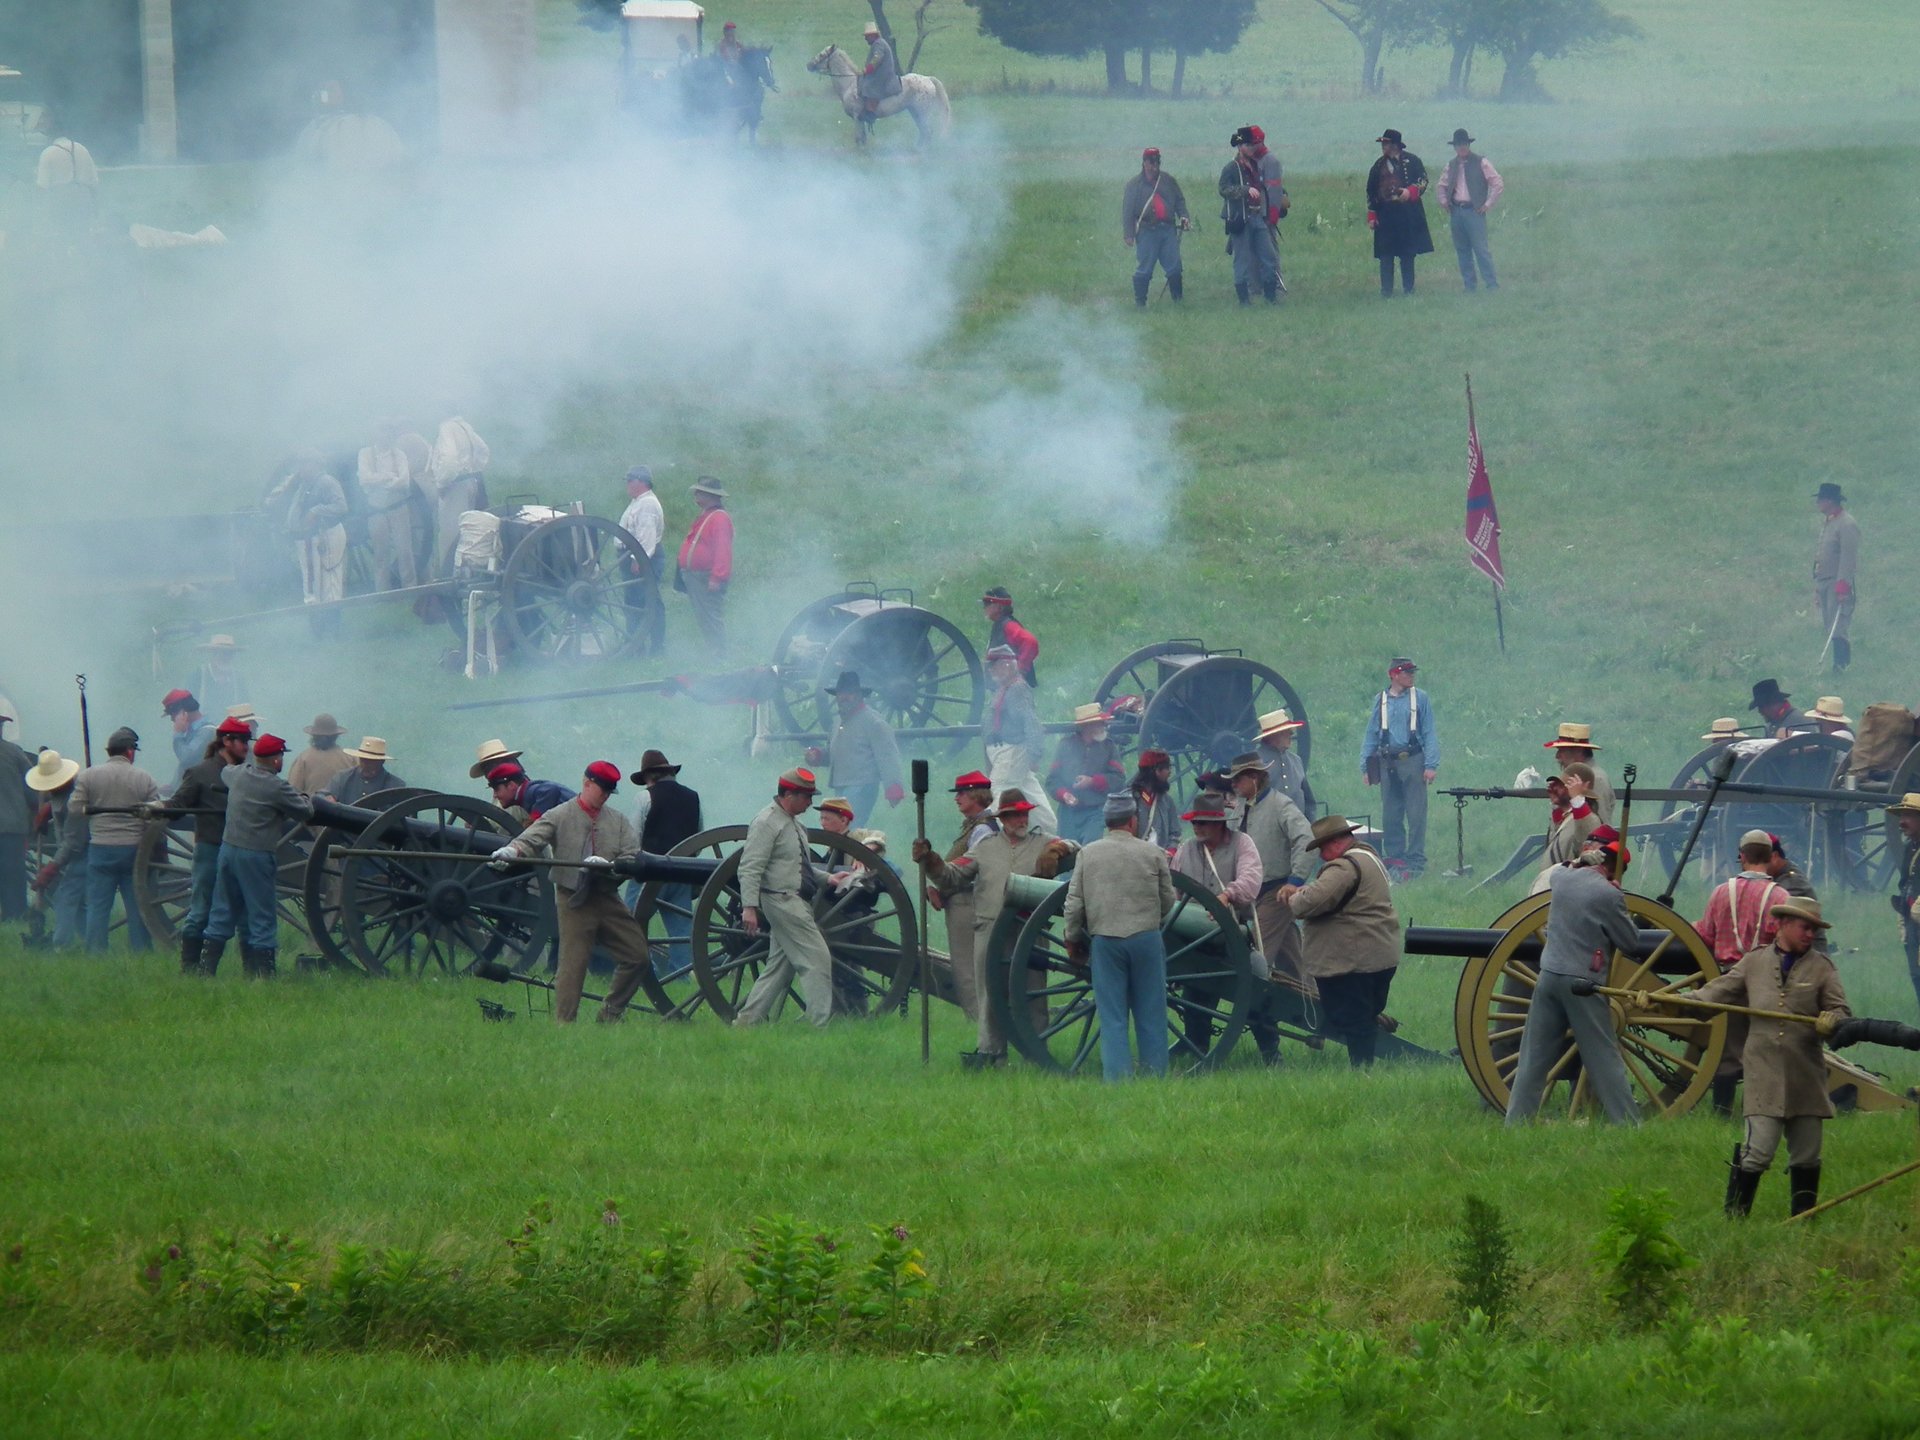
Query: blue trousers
xmin=1448 ymin=208 xmax=1497 ymax=289
xmin=1230 ymin=223 xmax=1279 ymax=291
xmin=204 ymin=844 xmax=280 ymax=950
xmin=1091 ymin=930 xmax=1169 ymax=1082
xmin=85 ymin=843 xmax=150 ymax=953
xmin=183 ymin=840 xmax=221 ymax=941
xmin=653 ymin=880 xmax=694 ymax=978
xmin=1133 ymin=225 xmax=1182 ymax=282
xmin=52 ymin=849 xmax=88 ymax=947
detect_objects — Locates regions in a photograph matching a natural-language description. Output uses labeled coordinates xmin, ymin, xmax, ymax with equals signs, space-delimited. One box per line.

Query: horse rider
xmin=858 ymin=22 xmax=902 ymax=139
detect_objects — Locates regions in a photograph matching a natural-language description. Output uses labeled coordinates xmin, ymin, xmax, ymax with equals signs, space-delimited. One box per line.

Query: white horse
xmin=806 ymin=43 xmax=952 ymax=147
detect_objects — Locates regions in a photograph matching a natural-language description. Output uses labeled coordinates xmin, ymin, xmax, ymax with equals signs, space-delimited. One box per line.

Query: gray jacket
xmin=70 ymin=757 xmax=163 ymax=847
xmin=829 ymin=704 xmax=904 ymax=790
xmin=222 ymin=761 xmax=314 ymax=851
xmin=858 ymin=36 xmax=902 ymax=100
xmin=738 ymin=802 xmax=813 ymax=908
xmin=1538 ymin=863 xmax=1640 ymax=977
xmin=935 ymin=828 xmax=1053 ymax=933
xmin=1064 ymin=830 xmax=1175 ymax=943
xmin=1238 ymin=786 xmax=1314 ymax=887
xmin=512 ymin=797 xmax=640 ymax=893
xmin=322 ymin=764 xmax=410 ymax=808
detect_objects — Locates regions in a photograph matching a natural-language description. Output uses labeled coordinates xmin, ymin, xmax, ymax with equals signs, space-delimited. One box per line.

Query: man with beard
xmin=1219 ymin=124 xmax=1284 ymax=305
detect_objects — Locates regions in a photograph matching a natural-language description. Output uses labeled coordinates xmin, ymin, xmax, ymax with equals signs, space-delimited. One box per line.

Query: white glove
xmin=489 ymin=845 xmax=518 ymax=871
xmin=581 ymin=856 xmax=615 ymax=870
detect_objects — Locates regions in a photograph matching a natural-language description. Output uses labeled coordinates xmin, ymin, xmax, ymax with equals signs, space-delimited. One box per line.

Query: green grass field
xmin=6 ymin=0 xmax=1920 ymax=1432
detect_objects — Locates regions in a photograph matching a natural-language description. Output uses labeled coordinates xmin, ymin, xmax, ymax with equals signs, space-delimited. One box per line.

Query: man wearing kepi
xmin=493 ymin=761 xmax=651 ymax=1023
xmin=163 ymin=690 xmax=212 ymax=792
xmin=1219 ymin=124 xmax=1284 ymax=305
xmin=1435 ymin=128 xmax=1503 ymax=292
xmin=734 ymin=768 xmax=836 ymax=1029
xmin=924 ymin=770 xmax=998 ymax=1032
xmin=201 ymin=733 xmax=312 ymax=978
xmin=166 ymin=715 xmax=251 ymax=975
xmin=1812 ymin=482 xmax=1859 ymax=672
xmin=70 ymin=727 xmax=163 ymax=952
xmin=1123 ymin=147 xmax=1189 ymax=306
xmin=1284 ymin=814 xmax=1400 ymax=1066
xmin=1065 ymin=794 xmax=1176 ymax=1082
xmin=806 ymin=671 xmax=905 ymax=827
xmin=1685 ymin=897 xmax=1848 ymax=1217
xmin=1504 ymin=829 xmax=1641 ymax=1126
xmin=1360 ymin=658 xmax=1438 ymax=879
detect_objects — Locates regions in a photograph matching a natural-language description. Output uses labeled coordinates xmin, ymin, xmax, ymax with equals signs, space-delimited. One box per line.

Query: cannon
xmin=1404 ymin=893 xmax=1911 ymax=1118
xmin=1092 ymin=641 xmax=1311 ymax=796
xmin=972 ymin=870 xmax=1438 ymax=1076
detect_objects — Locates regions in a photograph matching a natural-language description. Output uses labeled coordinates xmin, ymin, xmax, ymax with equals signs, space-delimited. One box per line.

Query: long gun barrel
xmin=332 ymin=844 xmax=722 ymax=885
xmin=1402 ymin=926 xmax=1682 ymax=961
xmin=1442 ymin=782 xmax=1889 ymax=808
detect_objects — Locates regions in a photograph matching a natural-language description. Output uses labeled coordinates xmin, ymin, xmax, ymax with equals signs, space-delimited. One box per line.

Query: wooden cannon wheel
xmin=134 ymin=813 xmax=312 ymax=949
xmin=338 ymin=794 xmax=554 ymax=977
xmin=1453 ymin=891 xmax=1724 ymax=1119
xmin=498 ymin=514 xmax=658 ymax=664
xmin=1862 ymin=739 xmax=1920 ymax=893
xmin=987 ymin=871 xmax=1255 ymax=1076
xmin=300 ymin=788 xmax=435 ymax=970
xmin=1096 ymin=642 xmax=1313 ymax=770
xmin=628 ymin=824 xmax=746 ymax=1021
xmin=687 ymin=828 xmax=918 ymax=1023
xmin=1136 ymin=654 xmax=1312 ymax=797
xmin=1725 ymin=734 xmax=1858 ymax=892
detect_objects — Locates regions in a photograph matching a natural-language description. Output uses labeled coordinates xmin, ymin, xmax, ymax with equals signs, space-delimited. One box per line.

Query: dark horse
xmin=680 ymin=47 xmax=777 ymax=142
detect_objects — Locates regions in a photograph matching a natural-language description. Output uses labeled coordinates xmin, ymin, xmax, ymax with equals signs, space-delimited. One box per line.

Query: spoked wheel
xmin=990 ymin=871 xmax=1254 ymax=1076
xmin=302 ymin=787 xmax=434 ymax=971
xmin=341 ymin=794 xmax=554 ymax=977
xmin=1868 ymin=742 xmax=1920 ymax=894
xmin=1655 ymin=744 xmax=1740 ymax=883
xmin=133 ymin=818 xmax=198 ymax=946
xmin=768 ymin=589 xmax=871 ymax=735
xmin=1137 ymin=655 xmax=1311 ymax=796
xmin=1092 ymin=640 xmax=1204 ymax=753
xmin=630 ymin=824 xmax=742 ymax=1020
xmin=818 ymin=606 xmax=984 ymax=746
xmin=498 ymin=514 xmax=656 ymax=663
xmin=1725 ymin=734 xmax=1855 ymax=891
xmin=689 ymin=829 xmax=918 ymax=1023
xmin=1454 ymin=892 xmax=1724 ymax=1118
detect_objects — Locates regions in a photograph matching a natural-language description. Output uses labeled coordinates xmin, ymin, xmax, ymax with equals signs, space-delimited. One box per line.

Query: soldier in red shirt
xmin=677 ymin=477 xmax=733 ymax=652
xmin=981 ymin=586 xmax=1038 ymax=688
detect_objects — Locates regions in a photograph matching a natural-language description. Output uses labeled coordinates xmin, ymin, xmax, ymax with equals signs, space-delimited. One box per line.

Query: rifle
xmin=1656 ymin=747 xmax=1736 ymax=906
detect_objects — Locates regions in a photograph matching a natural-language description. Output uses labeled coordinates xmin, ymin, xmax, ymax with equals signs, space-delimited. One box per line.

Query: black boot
xmin=1724 ymin=1145 xmax=1760 ymax=1218
xmin=201 ymin=939 xmax=226 ymax=977
xmin=1167 ymin=273 xmax=1183 ymax=302
xmin=180 ymin=935 xmax=204 ymax=976
xmin=1234 ymin=283 xmax=1250 ymax=306
xmin=1789 ymin=1164 xmax=1821 ymax=1217
xmin=242 ymin=946 xmax=277 ymax=979
xmin=1710 ymin=1075 xmax=1738 ymax=1116
xmin=1262 ymin=281 xmax=1277 ymax=304
xmin=1133 ymin=274 xmax=1150 ymax=307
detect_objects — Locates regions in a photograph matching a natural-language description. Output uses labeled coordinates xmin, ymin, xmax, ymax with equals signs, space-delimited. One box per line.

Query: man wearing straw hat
xmin=1541 ymin=721 xmax=1613 ymax=823
xmin=1700 ymin=717 xmax=1743 ymax=746
xmin=202 ymin=733 xmax=312 ymax=978
xmin=914 ymin=786 xmax=1054 ymax=1066
xmin=1688 ymin=896 xmax=1849 ymax=1217
xmin=1803 ymin=696 xmax=1854 ymax=742
xmin=1171 ymin=790 xmax=1263 ymax=1060
xmin=1065 ymin=794 xmax=1176 ymax=1082
xmin=469 ymin=738 xmax=525 ymax=781
xmin=1253 ymin=708 xmax=1309 ymax=814
xmin=26 ymin=749 xmax=86 ymax=946
xmin=165 ymin=716 xmax=252 ymax=974
xmin=1889 ymin=794 xmax=1920 ymax=1014
xmin=323 ymin=737 xmax=409 ymax=806
xmin=805 ymin=670 xmax=905 ymax=828
xmin=733 ymin=767 xmax=837 ymax=1029
xmin=1361 ymin=659 xmax=1438 ymax=878
xmin=1046 ymin=702 xmax=1127 ymax=844
xmin=1812 ymin=482 xmax=1858 ymax=673
xmin=982 ymin=645 xmax=1057 ymax=836
xmin=1282 ymin=815 xmax=1401 ymax=1067
xmin=191 ymin=636 xmax=248 ymax=717
xmin=676 ymin=477 xmax=733 ymax=652
xmin=491 ymin=761 xmax=651 ymax=1024
xmin=0 ymin=713 xmax=30 ymax=922
xmin=288 ymin=713 xmax=354 ymax=796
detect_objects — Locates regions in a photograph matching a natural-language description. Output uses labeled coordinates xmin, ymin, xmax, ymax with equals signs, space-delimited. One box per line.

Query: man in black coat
xmin=1365 ymin=128 xmax=1433 ymax=297
xmin=631 ymin=749 xmax=703 ymax=979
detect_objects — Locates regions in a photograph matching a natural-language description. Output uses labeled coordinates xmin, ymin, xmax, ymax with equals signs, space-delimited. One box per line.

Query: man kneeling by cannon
xmin=491 ymin=761 xmax=652 ymax=1024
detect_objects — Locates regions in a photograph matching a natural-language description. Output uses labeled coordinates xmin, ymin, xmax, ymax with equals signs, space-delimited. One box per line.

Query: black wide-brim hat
xmin=824 ymin=670 xmax=873 ymax=697
xmin=1748 ymin=678 xmax=1791 ymax=712
xmin=1449 ymin=128 xmax=1474 ymax=145
xmin=1376 ymin=129 xmax=1405 ymax=145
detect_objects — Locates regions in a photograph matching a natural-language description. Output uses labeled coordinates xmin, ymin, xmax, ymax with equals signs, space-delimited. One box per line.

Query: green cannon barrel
xmin=1001 ymin=873 xmax=1247 ymax=946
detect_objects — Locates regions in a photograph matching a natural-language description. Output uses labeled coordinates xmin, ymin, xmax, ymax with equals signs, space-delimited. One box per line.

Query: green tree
xmin=1142 ymin=0 xmax=1260 ymax=97
xmin=1308 ymin=0 xmax=1437 ymax=95
xmin=966 ymin=0 xmax=1257 ymax=96
xmin=1434 ymin=0 xmax=1641 ymax=99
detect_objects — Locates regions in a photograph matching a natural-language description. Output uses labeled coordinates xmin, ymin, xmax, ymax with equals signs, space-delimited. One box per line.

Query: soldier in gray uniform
xmin=1065 ymin=794 xmax=1176 ymax=1081
xmin=69 ymin=726 xmax=163 ymax=952
xmin=1812 ymin=482 xmax=1859 ymax=672
xmin=1227 ymin=753 xmax=1316 ymax=1064
xmin=856 ymin=22 xmax=902 ymax=142
xmin=806 ymin=671 xmax=904 ymax=827
xmin=165 ymin=716 xmax=251 ymax=974
xmin=322 ymin=737 xmax=409 ymax=807
xmin=735 ymin=768 xmax=837 ymax=1029
xmin=202 ymin=733 xmax=314 ymax=977
xmin=1253 ymin=708 xmax=1309 ymax=814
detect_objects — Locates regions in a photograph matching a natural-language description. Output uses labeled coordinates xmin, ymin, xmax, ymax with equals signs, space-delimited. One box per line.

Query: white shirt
xmin=618 ymin=490 xmax=665 ymax=557
xmin=37 ymin=138 xmax=98 ymax=189
xmin=357 ymin=444 xmax=412 ymax=505
xmin=429 ymin=418 xmax=490 ymax=492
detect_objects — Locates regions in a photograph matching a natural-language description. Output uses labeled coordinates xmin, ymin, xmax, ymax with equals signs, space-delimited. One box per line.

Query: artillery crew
xmin=202 ymin=733 xmax=313 ymax=978
xmin=1812 ymin=482 xmax=1858 ymax=673
xmin=1361 ymin=659 xmax=1439 ymax=878
xmin=1688 ymin=897 xmax=1849 ymax=1217
xmin=1227 ymin=752 xmax=1316 ymax=1065
xmin=493 ymin=761 xmax=651 ymax=1024
xmin=980 ymin=587 xmax=1039 ymax=688
xmin=734 ymin=768 xmax=837 ymax=1029
xmin=1503 ymin=830 xmax=1642 ymax=1126
xmin=267 ymin=453 xmax=349 ymax=633
xmin=169 ymin=715 xmax=252 ymax=974
xmin=1528 ymin=764 xmax=1600 ymax=895
xmin=1047 ymin=704 xmax=1127 ymax=844
xmin=810 ymin=671 xmax=905 ymax=826
xmin=26 ymin=750 xmax=86 ymax=947
xmin=1171 ymin=790 xmax=1262 ymax=1058
xmin=0 ymin=717 xmax=29 ymax=923
xmin=982 ymin=644 xmax=1057 ymax=836
xmin=163 ymin=690 xmax=212 ymax=792
xmin=1542 ymin=722 xmax=1612 ymax=822
xmin=1122 ymin=147 xmax=1189 ymax=306
xmin=1065 ymin=795 xmax=1176 ymax=1082
xmin=1694 ymin=828 xmax=1787 ymax=1115
xmin=925 ymin=771 xmax=998 ymax=1033
xmin=69 ymin=726 xmax=163 ymax=953
xmin=632 ymin=749 xmax=703 ymax=980
xmin=486 ymin=761 xmax=576 ymax=830
xmin=323 ymin=737 xmax=407 ymax=806
xmin=1282 ymin=815 xmax=1400 ymax=1067
xmin=915 ymin=787 xmax=1056 ymax=1066
xmin=1131 ymin=749 xmax=1178 ymax=852
xmin=1254 ymin=708 xmax=1308 ymax=814
xmin=288 ymin=713 xmax=353 ymax=795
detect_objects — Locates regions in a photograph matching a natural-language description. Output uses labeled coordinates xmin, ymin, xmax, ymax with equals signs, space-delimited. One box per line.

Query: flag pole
xmin=1465 ymin=375 xmax=1506 ymax=655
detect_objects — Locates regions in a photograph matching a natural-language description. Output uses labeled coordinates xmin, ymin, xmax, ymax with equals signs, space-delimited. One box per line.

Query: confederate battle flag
xmin=1464 ymin=379 xmax=1505 ymax=588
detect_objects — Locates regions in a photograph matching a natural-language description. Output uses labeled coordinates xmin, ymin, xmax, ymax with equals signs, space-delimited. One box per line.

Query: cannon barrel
xmin=1403 ymin=925 xmax=1683 ymax=961
xmin=1442 ymin=783 xmax=1889 ymax=808
xmin=309 ymin=796 xmax=505 ymax=856
xmin=1002 ymin=873 xmax=1245 ymax=946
